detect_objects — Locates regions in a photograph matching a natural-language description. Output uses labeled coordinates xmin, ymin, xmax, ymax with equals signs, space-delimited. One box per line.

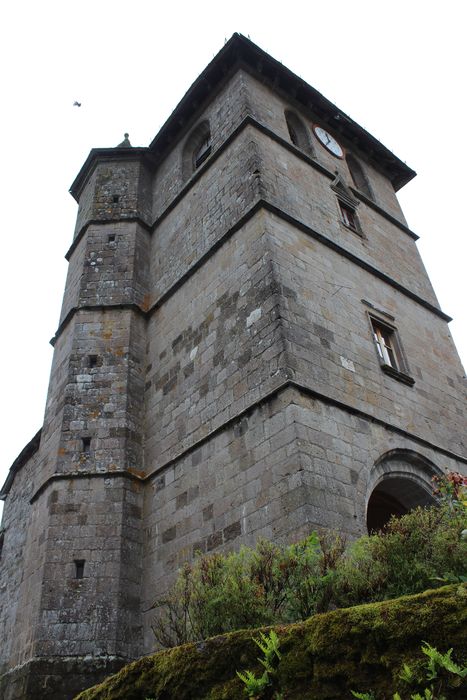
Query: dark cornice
xmin=147 ymin=197 xmax=449 ymax=323
xmin=51 ymin=193 xmax=451 ymax=347
xmin=0 ymin=429 xmax=42 ymax=499
xmin=66 ymin=117 xmax=419 ymax=260
xmin=147 ymin=33 xmax=415 ymax=191
xmin=68 ymin=35 xmax=415 ymax=209
xmin=26 ymin=380 xmax=467 ymax=504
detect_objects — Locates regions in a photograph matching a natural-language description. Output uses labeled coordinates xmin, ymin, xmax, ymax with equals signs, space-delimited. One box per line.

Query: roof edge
xmin=148 ymin=33 xmax=415 ymax=191
xmin=1 ymin=429 xmax=42 ymax=500
xmin=69 ymin=147 xmax=152 ymax=203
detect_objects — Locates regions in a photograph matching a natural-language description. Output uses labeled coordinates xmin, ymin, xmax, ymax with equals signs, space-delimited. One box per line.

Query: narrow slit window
xmin=82 ymin=437 xmax=91 ymax=454
xmin=74 ymin=559 xmax=85 ymax=579
xmin=88 ymin=355 xmax=98 ymax=369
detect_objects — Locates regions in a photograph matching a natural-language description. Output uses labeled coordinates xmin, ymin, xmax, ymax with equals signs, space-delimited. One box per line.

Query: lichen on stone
xmin=74 ymin=584 xmax=467 ymax=700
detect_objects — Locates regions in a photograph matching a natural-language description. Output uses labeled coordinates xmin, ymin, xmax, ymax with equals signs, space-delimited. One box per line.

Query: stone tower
xmin=0 ymin=34 xmax=465 ymax=700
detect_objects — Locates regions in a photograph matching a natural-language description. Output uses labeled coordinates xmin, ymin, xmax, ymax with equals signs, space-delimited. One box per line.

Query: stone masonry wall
xmin=52 ymin=308 xmax=146 ymax=477
xmin=32 ymin=474 xmax=143 ymax=660
xmin=1 ymin=52 xmax=466 ymax=700
xmin=151 ymin=69 xmax=251 ymax=219
xmin=0 ymin=449 xmax=40 ymax=675
xmin=141 ymin=388 xmax=306 ymax=650
xmin=241 ymin=71 xmax=408 ymax=225
xmin=251 ymin=128 xmax=439 ymax=306
xmin=265 ymin=211 xmax=466 ymax=454
xmin=74 ymin=159 xmax=152 ymax=238
xmin=61 ymin=221 xmax=150 ymax=325
xmin=140 ymin=382 xmax=465 ymax=652
xmin=149 ymin=126 xmax=262 ymax=306
xmin=144 ymin=212 xmax=286 ymax=467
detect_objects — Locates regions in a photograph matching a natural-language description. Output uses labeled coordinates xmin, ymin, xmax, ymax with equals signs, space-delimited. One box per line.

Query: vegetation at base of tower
xmin=151 ymin=530 xmax=345 ymax=647
xmin=74 ymin=584 xmax=467 ymax=700
xmin=236 ymin=630 xmax=282 ymax=698
xmin=151 ymin=473 xmax=467 ymax=648
xmin=235 ymin=637 xmax=467 ymax=700
xmin=351 ymin=641 xmax=467 ymax=700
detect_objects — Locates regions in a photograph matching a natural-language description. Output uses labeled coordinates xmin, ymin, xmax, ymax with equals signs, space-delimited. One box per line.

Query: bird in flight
xmin=73 ymin=101 xmax=81 ymax=107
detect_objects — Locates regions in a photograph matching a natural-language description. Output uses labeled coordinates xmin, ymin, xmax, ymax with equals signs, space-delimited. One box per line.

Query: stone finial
xmin=117 ymin=133 xmax=132 ymax=148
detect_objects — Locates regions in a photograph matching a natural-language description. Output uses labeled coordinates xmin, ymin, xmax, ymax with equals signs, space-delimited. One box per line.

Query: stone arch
xmin=346 ymin=152 xmax=374 ymax=200
xmin=284 ymin=110 xmax=313 ymax=156
xmin=366 ymin=449 xmax=441 ymax=532
xmin=182 ymin=120 xmax=211 ymax=180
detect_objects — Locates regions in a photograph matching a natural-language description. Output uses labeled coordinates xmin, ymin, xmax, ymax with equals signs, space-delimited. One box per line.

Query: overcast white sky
xmin=1 ymin=0 xmax=465 ymax=507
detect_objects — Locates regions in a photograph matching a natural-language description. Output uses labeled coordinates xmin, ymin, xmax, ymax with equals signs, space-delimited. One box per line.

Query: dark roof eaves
xmin=69 ymin=147 xmax=152 ymax=203
xmin=148 ymin=33 xmax=415 ymax=190
xmin=0 ymin=429 xmax=42 ymax=500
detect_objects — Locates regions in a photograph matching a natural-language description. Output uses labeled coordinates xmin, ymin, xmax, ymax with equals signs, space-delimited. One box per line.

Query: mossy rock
xmin=74 ymin=584 xmax=467 ymax=700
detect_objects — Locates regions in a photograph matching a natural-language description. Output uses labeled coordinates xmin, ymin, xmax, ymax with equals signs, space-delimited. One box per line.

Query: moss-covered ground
xmin=74 ymin=584 xmax=467 ymax=700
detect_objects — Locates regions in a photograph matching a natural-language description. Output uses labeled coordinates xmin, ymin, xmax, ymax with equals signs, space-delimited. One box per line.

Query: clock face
xmin=313 ymin=126 xmax=344 ymax=158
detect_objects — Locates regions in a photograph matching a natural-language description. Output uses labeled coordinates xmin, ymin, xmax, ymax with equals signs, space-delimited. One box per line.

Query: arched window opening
xmin=284 ymin=110 xmax=313 ymax=156
xmin=367 ymin=475 xmax=435 ymax=533
xmin=346 ymin=153 xmax=374 ymax=200
xmin=182 ymin=120 xmax=211 ymax=180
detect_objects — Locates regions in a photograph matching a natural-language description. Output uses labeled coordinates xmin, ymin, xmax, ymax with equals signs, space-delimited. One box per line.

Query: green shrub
xmin=352 ymin=642 xmax=467 ymax=699
xmin=151 ymin=480 xmax=466 ymax=648
xmin=151 ymin=531 xmax=346 ymax=647
xmin=335 ymin=504 xmax=467 ymax=607
xmin=76 ymin=585 xmax=467 ymax=700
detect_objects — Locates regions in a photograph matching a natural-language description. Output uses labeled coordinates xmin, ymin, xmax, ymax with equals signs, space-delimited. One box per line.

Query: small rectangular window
xmin=112 ymin=195 xmax=120 ymax=203
xmin=82 ymin=437 xmax=91 ymax=454
xmin=74 ymin=559 xmax=85 ymax=579
xmin=369 ymin=317 xmax=414 ymax=386
xmin=339 ymin=202 xmax=359 ymax=232
xmin=108 ymin=234 xmax=116 ymax=243
xmin=88 ymin=355 xmax=98 ymax=368
xmin=372 ymin=321 xmax=399 ymax=370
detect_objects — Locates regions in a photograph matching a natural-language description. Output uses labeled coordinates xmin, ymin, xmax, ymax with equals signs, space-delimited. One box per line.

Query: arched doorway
xmin=367 ymin=475 xmax=435 ymax=532
xmin=366 ymin=450 xmax=439 ymax=532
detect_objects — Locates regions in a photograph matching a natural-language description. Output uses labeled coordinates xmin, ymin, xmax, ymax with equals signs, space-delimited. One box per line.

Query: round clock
xmin=313 ymin=126 xmax=344 ymax=158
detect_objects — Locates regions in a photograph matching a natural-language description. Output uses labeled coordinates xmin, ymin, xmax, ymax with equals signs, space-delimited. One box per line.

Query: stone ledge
xmin=0 ymin=655 xmax=127 ymax=700
xmin=74 ymin=584 xmax=467 ymax=700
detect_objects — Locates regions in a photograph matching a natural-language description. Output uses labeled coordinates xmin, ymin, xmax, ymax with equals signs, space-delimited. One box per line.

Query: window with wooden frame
xmin=339 ymin=201 xmax=360 ymax=233
xmin=331 ymin=174 xmax=363 ymax=236
xmin=369 ymin=317 xmax=414 ymax=386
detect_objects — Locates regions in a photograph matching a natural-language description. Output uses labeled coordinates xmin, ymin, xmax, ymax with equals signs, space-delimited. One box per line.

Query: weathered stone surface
xmin=1 ymin=33 xmax=466 ymax=700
